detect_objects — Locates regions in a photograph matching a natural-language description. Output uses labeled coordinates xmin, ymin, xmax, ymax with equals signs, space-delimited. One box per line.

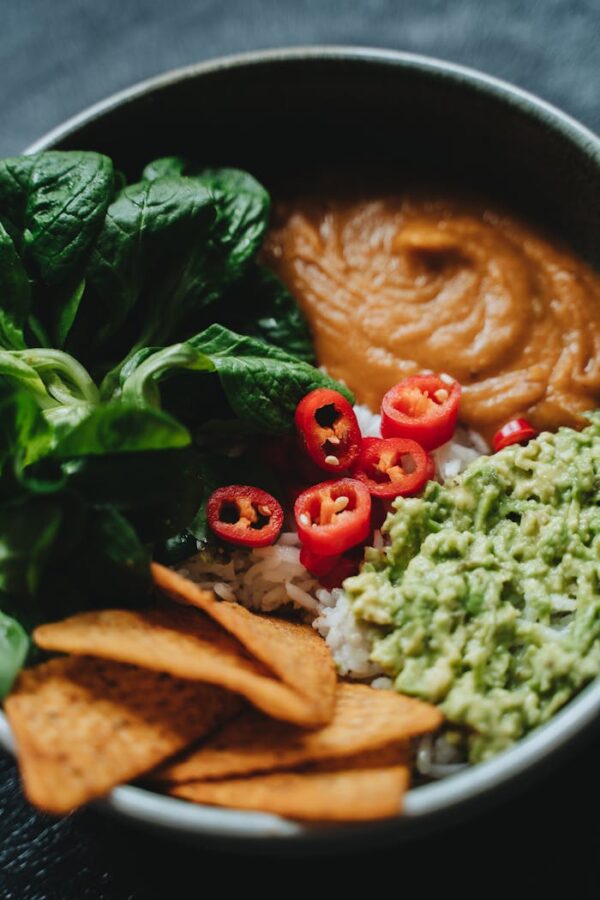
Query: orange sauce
xmin=264 ymin=189 xmax=600 ymax=441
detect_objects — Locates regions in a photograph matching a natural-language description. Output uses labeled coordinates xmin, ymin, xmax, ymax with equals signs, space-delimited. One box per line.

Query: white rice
xmin=176 ymin=404 xmax=486 ymax=776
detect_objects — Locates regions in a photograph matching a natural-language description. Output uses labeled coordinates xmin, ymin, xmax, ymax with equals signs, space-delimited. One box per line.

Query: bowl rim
xmin=7 ymin=44 xmax=600 ymax=847
xmin=24 ymin=45 xmax=600 ymax=159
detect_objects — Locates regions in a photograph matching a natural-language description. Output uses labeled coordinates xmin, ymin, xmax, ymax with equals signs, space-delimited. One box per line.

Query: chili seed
xmin=325 ymin=455 xmax=340 ymax=466
xmin=434 ymin=388 xmax=449 ymax=403
xmin=258 ymin=505 xmax=271 ymax=516
xmin=333 ymin=495 xmax=349 ymax=512
xmin=299 ymin=513 xmax=310 ymax=526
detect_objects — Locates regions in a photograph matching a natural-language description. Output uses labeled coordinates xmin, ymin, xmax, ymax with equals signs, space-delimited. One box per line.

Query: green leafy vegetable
xmin=0 ymin=152 xmax=114 ymax=281
xmin=52 ymin=403 xmax=190 ymax=458
xmin=142 ymin=159 xmax=269 ymax=290
xmin=188 ymin=325 xmax=350 ymax=432
xmin=0 ymin=151 xmax=114 ymax=347
xmin=0 ymin=347 xmax=100 ymax=437
xmin=120 ymin=324 xmax=351 ymax=433
xmin=0 ymin=149 xmax=336 ymax=691
xmin=0 ymin=222 xmax=29 ymax=350
xmin=0 ymin=381 xmax=56 ymax=492
xmin=141 ymin=156 xmax=186 ymax=181
xmin=0 ymin=611 xmax=28 ymax=699
xmin=70 ymin=175 xmax=216 ymax=367
xmin=218 ymin=264 xmax=314 ymax=363
xmin=62 ymin=447 xmax=206 ymax=544
xmin=0 ymin=496 xmax=63 ymax=598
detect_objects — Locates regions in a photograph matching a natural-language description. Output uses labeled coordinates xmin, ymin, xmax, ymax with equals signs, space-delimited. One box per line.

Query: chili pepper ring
xmin=207 ymin=485 xmax=284 ymax=548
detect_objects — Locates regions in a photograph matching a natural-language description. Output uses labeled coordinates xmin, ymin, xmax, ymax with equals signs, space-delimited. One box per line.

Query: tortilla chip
xmin=34 ymin=607 xmax=329 ymax=727
xmin=4 ymin=656 xmax=238 ymax=815
xmin=154 ymin=682 xmax=441 ymax=782
xmin=170 ymin=765 xmax=409 ymax=821
xmin=300 ymin=743 xmax=410 ymax=772
xmin=151 ymin=563 xmax=336 ymax=725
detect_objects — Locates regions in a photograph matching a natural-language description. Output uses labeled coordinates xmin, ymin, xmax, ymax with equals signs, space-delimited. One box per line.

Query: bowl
xmin=2 ymin=46 xmax=600 ymax=851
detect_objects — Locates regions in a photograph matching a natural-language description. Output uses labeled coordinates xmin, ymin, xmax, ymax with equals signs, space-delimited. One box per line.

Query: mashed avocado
xmin=345 ymin=413 xmax=600 ymax=761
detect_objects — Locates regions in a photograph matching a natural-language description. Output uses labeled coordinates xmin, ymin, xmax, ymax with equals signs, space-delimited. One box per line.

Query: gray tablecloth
xmin=1 ymin=1 xmax=599 ymax=896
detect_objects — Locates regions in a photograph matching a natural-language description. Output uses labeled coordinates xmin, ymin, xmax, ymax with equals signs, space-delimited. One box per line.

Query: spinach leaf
xmin=145 ymin=159 xmax=270 ymax=283
xmin=0 ymin=152 xmax=115 ymax=347
xmin=141 ymin=159 xmax=270 ymax=318
xmin=0 ymin=610 xmax=28 ymax=698
xmin=33 ymin=504 xmax=152 ymax=623
xmin=63 ymin=447 xmax=206 ymax=543
xmin=119 ymin=324 xmax=351 ymax=434
xmin=54 ymin=277 xmax=86 ymax=348
xmin=142 ymin=156 xmax=271 ymax=328
xmin=0 ymin=348 xmax=100 ymax=437
xmin=0 ymin=222 xmax=29 ymax=350
xmin=0 ymin=496 xmax=63 ymax=598
xmin=192 ymin=168 xmax=270 ymax=291
xmin=0 ymin=381 xmax=56 ymax=494
xmin=0 ymin=152 xmax=114 ymax=283
xmin=117 ymin=342 xmax=215 ymax=407
xmin=189 ymin=325 xmax=351 ymax=432
xmin=141 ymin=157 xmax=185 ymax=181
xmin=154 ymin=530 xmax=198 ymax=565
xmin=70 ymin=176 xmax=217 ymax=367
xmin=52 ymin=402 xmax=190 ymax=458
xmin=218 ymin=264 xmax=314 ymax=363
xmin=71 ymin=507 xmax=151 ymax=605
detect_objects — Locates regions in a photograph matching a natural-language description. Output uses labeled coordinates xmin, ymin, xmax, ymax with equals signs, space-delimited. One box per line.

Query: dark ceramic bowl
xmin=2 ymin=47 xmax=600 ymax=851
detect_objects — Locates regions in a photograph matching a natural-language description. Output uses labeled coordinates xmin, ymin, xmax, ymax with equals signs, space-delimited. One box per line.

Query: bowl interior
xmin=38 ymin=49 xmax=600 ymax=267
xmin=16 ymin=48 xmax=600 ymax=847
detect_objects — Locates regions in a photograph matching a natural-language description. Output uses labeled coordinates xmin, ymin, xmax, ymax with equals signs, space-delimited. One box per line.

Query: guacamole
xmin=345 ymin=413 xmax=600 ymax=761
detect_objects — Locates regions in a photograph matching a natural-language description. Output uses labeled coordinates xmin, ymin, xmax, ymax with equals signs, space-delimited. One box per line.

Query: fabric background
xmin=1 ymin=0 xmax=599 ymax=895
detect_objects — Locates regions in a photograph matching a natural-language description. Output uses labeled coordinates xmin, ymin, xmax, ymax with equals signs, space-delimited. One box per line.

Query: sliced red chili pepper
xmin=381 ymin=374 xmax=461 ymax=450
xmin=425 ymin=453 xmax=437 ymax=482
xmin=299 ymin=545 xmax=341 ymax=577
xmin=295 ymin=388 xmax=362 ymax=473
xmin=319 ymin=554 xmax=361 ymax=590
xmin=207 ymin=485 xmax=283 ymax=548
xmin=353 ymin=437 xmax=433 ymax=499
xmin=294 ymin=478 xmax=371 ymax=556
xmin=492 ymin=418 xmax=537 ymax=452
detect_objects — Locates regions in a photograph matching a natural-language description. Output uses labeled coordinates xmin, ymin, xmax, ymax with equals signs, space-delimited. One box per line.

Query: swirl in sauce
xmin=264 ymin=191 xmax=600 ymax=441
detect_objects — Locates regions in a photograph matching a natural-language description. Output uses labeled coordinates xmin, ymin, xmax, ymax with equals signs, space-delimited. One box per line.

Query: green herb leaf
xmin=0 ymin=222 xmax=29 ymax=350
xmin=0 ymin=496 xmax=63 ymax=598
xmin=218 ymin=264 xmax=314 ymax=363
xmin=191 ymin=168 xmax=270 ymax=291
xmin=189 ymin=325 xmax=351 ymax=433
xmin=120 ymin=324 xmax=350 ymax=434
xmin=0 ymin=152 xmax=115 ymax=348
xmin=63 ymin=447 xmax=206 ymax=543
xmin=0 ymin=152 xmax=114 ymax=284
xmin=52 ymin=402 xmax=190 ymax=458
xmin=141 ymin=157 xmax=186 ymax=181
xmin=0 ymin=610 xmax=28 ymax=699
xmin=142 ymin=160 xmax=269 ymax=288
xmin=71 ymin=176 xmax=217 ymax=366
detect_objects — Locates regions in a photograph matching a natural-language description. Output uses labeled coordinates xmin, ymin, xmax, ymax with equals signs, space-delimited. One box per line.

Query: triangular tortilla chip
xmin=154 ymin=682 xmax=442 ymax=782
xmin=151 ymin=563 xmax=336 ymax=725
xmin=5 ymin=656 xmax=238 ymax=815
xmin=34 ymin=607 xmax=330 ymax=727
xmin=170 ymin=765 xmax=409 ymax=821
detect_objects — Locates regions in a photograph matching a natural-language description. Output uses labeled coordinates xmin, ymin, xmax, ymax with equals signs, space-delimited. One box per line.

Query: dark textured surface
xmin=2 ymin=0 xmax=600 ymax=895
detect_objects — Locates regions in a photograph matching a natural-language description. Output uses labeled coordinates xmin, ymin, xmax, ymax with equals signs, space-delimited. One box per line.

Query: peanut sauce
xmin=264 ymin=189 xmax=600 ymax=441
